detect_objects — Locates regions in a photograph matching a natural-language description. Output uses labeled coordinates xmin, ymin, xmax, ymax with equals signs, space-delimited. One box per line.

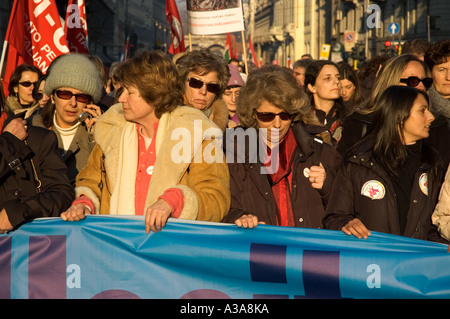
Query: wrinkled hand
xmin=235 ymin=214 xmax=266 ymax=228
xmin=309 ymin=163 xmax=326 ymax=189
xmin=342 ymin=218 xmax=371 ymax=239
xmin=0 ymin=209 xmax=13 ymax=233
xmin=60 ymin=203 xmax=90 ymax=222
xmin=3 ymin=118 xmax=28 ymax=141
xmin=145 ymin=199 xmax=172 ymax=233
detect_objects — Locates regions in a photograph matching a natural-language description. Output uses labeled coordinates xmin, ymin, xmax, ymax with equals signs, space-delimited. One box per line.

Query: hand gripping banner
xmin=0 ymin=216 xmax=449 ymax=299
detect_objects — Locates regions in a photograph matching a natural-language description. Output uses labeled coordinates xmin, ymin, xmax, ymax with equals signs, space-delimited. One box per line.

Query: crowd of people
xmin=0 ymin=38 xmax=449 ymax=247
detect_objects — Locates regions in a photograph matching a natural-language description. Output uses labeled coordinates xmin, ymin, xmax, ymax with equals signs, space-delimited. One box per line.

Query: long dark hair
xmin=304 ymin=60 xmax=348 ymax=122
xmin=356 ymin=85 xmax=429 ymax=175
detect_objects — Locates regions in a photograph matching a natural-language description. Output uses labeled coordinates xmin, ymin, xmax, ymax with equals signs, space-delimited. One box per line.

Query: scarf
xmin=265 ymin=128 xmax=297 ymax=226
xmin=428 ymin=85 xmax=450 ymax=119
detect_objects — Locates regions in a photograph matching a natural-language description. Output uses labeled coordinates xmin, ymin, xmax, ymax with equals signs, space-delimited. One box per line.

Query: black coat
xmin=323 ymin=142 xmax=447 ymax=243
xmin=338 ymin=111 xmax=450 ymax=165
xmin=0 ymin=126 xmax=74 ymax=229
xmin=222 ymin=122 xmax=342 ymax=228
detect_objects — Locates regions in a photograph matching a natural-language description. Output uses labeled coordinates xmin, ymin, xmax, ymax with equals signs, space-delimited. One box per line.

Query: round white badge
xmin=303 ymin=167 xmax=310 ymax=178
xmin=361 ymin=180 xmax=385 ymax=200
xmin=146 ymin=165 xmax=154 ymax=175
xmin=419 ymin=173 xmax=428 ymax=196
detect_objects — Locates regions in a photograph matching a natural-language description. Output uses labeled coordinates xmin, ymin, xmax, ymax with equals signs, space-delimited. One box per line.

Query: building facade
xmin=250 ymin=0 xmax=450 ymax=67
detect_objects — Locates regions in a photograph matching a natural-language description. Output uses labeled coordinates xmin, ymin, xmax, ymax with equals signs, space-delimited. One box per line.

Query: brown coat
xmin=75 ymin=103 xmax=230 ymax=221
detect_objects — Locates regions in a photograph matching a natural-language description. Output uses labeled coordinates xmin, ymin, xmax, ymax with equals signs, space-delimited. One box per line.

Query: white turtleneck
xmin=53 ymin=113 xmax=81 ymax=151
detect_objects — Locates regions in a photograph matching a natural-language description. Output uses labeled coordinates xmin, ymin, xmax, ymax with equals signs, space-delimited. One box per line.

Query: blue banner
xmin=1 ymin=216 xmax=449 ymax=299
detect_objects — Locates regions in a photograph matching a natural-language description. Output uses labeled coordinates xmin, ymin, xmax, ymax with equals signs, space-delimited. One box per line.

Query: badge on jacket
xmin=419 ymin=173 xmax=428 ymax=196
xmin=361 ymin=180 xmax=385 ymax=200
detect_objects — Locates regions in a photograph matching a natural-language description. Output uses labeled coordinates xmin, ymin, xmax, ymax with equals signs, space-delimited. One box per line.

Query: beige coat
xmin=75 ymin=103 xmax=230 ymax=221
xmin=432 ymin=164 xmax=450 ymax=241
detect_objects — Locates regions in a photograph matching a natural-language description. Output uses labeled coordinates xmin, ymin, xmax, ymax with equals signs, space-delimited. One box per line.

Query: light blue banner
xmin=0 ymin=215 xmax=449 ymax=299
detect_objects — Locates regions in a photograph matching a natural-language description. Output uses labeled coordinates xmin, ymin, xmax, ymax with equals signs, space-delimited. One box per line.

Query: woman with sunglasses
xmin=175 ymin=48 xmax=230 ymax=131
xmin=31 ymin=75 xmax=50 ymax=114
xmin=222 ymin=65 xmax=342 ymax=229
xmin=338 ymin=54 xmax=436 ymax=157
xmin=61 ymin=50 xmax=230 ymax=234
xmin=31 ymin=53 xmax=103 ymax=185
xmin=324 ymin=85 xmax=447 ymax=244
xmin=3 ymin=64 xmax=42 ymax=119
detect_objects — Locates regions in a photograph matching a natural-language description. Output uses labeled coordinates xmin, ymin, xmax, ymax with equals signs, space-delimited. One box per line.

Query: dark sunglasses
xmin=255 ymin=111 xmax=294 ymax=122
xmin=55 ymin=90 xmax=91 ymax=104
xmin=187 ymin=77 xmax=221 ymax=94
xmin=400 ymin=76 xmax=433 ymax=90
xmin=19 ymin=81 xmax=37 ymax=87
xmin=36 ymin=92 xmax=44 ymax=100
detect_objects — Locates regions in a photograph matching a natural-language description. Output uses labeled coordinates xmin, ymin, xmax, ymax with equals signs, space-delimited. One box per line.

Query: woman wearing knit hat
xmin=31 ymin=53 xmax=103 ymax=185
xmin=223 ymin=64 xmax=244 ymax=128
xmin=60 ymin=50 xmax=230 ymax=234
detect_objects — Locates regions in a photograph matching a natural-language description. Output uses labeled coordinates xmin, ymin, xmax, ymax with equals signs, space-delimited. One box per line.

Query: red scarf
xmin=264 ymin=128 xmax=297 ymax=226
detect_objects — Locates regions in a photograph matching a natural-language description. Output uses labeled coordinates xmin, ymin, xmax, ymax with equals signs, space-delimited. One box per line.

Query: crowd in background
xmin=1 ymin=37 xmax=449 ymax=247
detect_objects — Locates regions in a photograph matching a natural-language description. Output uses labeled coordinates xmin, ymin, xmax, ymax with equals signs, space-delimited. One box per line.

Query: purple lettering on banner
xmin=0 ymin=237 xmax=12 ymax=299
xmin=28 ymin=235 xmax=66 ymax=299
xmin=180 ymin=289 xmax=231 ymax=299
xmin=250 ymin=243 xmax=287 ymax=283
xmin=298 ymin=250 xmax=343 ymax=299
xmin=92 ymin=290 xmax=141 ymax=299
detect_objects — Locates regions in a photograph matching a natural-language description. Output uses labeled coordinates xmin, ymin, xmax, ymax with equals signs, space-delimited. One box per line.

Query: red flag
xmin=1 ymin=0 xmax=69 ymax=95
xmin=166 ymin=0 xmax=185 ymax=55
xmin=225 ymin=33 xmax=234 ymax=61
xmin=248 ymin=35 xmax=258 ymax=67
xmin=64 ymin=0 xmax=89 ymax=54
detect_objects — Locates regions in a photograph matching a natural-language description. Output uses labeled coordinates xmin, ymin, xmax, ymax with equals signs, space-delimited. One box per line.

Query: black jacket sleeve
xmin=0 ymin=127 xmax=74 ymax=228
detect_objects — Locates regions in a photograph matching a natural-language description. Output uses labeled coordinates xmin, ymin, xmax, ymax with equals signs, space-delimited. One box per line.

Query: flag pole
xmin=241 ymin=30 xmax=248 ymax=75
xmin=188 ymin=33 xmax=192 ymax=52
xmin=0 ymin=0 xmax=18 ymax=81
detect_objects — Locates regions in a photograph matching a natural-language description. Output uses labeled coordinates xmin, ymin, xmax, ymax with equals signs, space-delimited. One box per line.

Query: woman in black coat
xmin=222 ymin=66 xmax=342 ymax=229
xmin=323 ymin=86 xmax=447 ymax=243
xmin=0 ymin=115 xmax=74 ymax=232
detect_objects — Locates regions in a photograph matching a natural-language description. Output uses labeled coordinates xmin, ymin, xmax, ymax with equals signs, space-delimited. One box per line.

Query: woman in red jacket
xmin=323 ymin=85 xmax=447 ymax=243
xmin=223 ymin=65 xmax=342 ymax=229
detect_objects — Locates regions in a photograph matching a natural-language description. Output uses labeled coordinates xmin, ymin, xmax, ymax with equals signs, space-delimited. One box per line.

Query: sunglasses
xmin=187 ymin=77 xmax=221 ymax=94
xmin=255 ymin=111 xmax=294 ymax=122
xmin=400 ymin=76 xmax=433 ymax=90
xmin=19 ymin=81 xmax=37 ymax=87
xmin=55 ymin=90 xmax=91 ymax=104
xmin=36 ymin=93 xmax=44 ymax=100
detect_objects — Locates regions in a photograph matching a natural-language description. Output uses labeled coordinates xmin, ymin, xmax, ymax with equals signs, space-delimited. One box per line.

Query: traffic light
xmin=351 ymin=46 xmax=358 ymax=60
xmin=358 ymin=48 xmax=365 ymax=62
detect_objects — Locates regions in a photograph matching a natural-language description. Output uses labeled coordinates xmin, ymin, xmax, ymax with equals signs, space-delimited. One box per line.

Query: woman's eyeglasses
xmin=19 ymin=81 xmax=37 ymax=88
xmin=187 ymin=77 xmax=221 ymax=94
xmin=55 ymin=90 xmax=91 ymax=104
xmin=400 ymin=76 xmax=433 ymax=90
xmin=254 ymin=111 xmax=294 ymax=122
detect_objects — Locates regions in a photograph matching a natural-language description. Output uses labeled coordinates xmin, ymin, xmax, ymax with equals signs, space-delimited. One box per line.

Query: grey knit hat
xmin=45 ymin=53 xmax=103 ymax=103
